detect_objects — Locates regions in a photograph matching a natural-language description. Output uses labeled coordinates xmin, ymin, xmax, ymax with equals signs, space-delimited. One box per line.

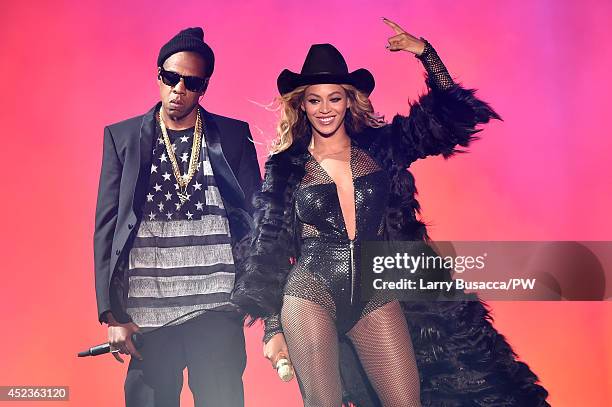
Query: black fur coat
xmin=232 ymin=77 xmax=550 ymax=406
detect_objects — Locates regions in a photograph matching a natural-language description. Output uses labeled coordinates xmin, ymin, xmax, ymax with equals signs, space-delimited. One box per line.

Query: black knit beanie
xmin=157 ymin=27 xmax=215 ymax=77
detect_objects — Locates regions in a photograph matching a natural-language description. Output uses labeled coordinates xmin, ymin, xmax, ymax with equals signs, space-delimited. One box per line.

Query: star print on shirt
xmin=143 ymin=134 xmax=212 ymax=223
xmin=157 ymin=137 xmax=164 ymax=145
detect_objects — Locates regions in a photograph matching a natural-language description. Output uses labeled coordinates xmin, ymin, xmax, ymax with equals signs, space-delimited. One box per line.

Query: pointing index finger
xmin=383 ymin=17 xmax=405 ymax=34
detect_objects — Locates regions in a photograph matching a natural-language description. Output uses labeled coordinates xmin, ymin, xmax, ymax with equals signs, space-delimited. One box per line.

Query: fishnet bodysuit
xmin=276 ymin=144 xmax=421 ymax=406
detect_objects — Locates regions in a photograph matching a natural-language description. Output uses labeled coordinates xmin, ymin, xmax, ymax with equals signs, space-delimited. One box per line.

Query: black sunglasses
xmin=158 ymin=67 xmax=208 ymax=92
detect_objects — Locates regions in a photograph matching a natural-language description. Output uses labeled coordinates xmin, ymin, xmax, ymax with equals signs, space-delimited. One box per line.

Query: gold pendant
xmin=177 ymin=191 xmax=188 ymax=206
xmin=177 ymin=184 xmax=191 ymax=210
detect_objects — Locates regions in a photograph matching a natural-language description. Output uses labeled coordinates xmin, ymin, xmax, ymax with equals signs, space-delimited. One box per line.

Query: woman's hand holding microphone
xmin=264 ymin=333 xmax=295 ymax=381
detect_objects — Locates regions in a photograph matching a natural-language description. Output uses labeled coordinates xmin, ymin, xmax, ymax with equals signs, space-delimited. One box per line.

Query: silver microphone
xmin=275 ymin=356 xmax=294 ymax=381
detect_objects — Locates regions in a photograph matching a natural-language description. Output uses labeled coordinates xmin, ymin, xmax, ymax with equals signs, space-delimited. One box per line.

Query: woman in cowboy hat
xmin=232 ymin=18 xmax=549 ymax=407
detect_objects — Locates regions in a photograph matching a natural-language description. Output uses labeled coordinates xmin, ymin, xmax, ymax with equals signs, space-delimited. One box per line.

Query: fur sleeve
xmin=386 ymin=75 xmax=501 ymax=168
xmin=231 ymin=151 xmax=304 ymax=324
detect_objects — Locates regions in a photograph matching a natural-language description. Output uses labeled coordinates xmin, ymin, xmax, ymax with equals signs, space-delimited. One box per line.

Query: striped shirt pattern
xmin=126 ymin=125 xmax=235 ymax=329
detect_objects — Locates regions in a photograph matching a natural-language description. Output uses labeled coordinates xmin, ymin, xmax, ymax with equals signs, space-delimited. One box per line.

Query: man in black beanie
xmin=93 ymin=27 xmax=260 ymax=406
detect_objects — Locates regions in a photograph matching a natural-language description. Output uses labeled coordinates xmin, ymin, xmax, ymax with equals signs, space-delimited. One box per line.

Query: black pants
xmin=124 ymin=311 xmax=246 ymax=407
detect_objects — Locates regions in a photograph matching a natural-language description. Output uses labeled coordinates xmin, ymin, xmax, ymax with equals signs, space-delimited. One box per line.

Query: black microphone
xmin=77 ymin=333 xmax=144 ymax=357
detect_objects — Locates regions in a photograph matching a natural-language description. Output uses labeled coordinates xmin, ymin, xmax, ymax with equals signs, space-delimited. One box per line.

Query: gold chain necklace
xmin=158 ymin=108 xmax=204 ymax=208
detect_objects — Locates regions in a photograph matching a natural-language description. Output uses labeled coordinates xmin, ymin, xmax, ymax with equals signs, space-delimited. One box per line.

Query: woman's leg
xmin=347 ymin=300 xmax=421 ymax=407
xmin=281 ymin=294 xmax=343 ymax=407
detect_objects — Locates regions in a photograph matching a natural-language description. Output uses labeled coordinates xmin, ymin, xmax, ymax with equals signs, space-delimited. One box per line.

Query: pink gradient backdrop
xmin=1 ymin=0 xmax=610 ymax=405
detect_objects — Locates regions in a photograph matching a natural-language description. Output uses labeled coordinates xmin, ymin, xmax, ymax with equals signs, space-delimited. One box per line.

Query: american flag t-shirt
xmin=126 ymin=125 xmax=236 ymax=329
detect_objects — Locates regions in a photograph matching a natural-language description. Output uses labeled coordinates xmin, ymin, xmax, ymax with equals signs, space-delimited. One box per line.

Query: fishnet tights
xmin=282 ymin=295 xmax=342 ymax=407
xmin=347 ymin=301 xmax=421 ymax=407
xmin=281 ymin=296 xmax=422 ymax=407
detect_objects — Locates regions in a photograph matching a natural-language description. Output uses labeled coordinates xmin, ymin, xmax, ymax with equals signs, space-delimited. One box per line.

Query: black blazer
xmin=94 ymin=102 xmax=262 ymax=322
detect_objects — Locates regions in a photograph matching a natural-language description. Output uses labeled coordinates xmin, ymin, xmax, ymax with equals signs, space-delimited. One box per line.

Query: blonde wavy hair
xmin=270 ymin=84 xmax=385 ymax=154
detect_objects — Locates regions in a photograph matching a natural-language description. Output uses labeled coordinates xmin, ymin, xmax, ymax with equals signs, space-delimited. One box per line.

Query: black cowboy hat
xmin=277 ymin=43 xmax=375 ymax=95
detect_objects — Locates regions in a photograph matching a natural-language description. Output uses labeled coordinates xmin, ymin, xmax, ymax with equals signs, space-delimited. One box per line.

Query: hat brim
xmin=277 ymin=68 xmax=375 ymax=96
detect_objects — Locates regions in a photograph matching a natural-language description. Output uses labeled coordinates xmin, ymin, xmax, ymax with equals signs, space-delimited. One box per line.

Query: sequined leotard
xmin=280 ymin=144 xmax=394 ymax=336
